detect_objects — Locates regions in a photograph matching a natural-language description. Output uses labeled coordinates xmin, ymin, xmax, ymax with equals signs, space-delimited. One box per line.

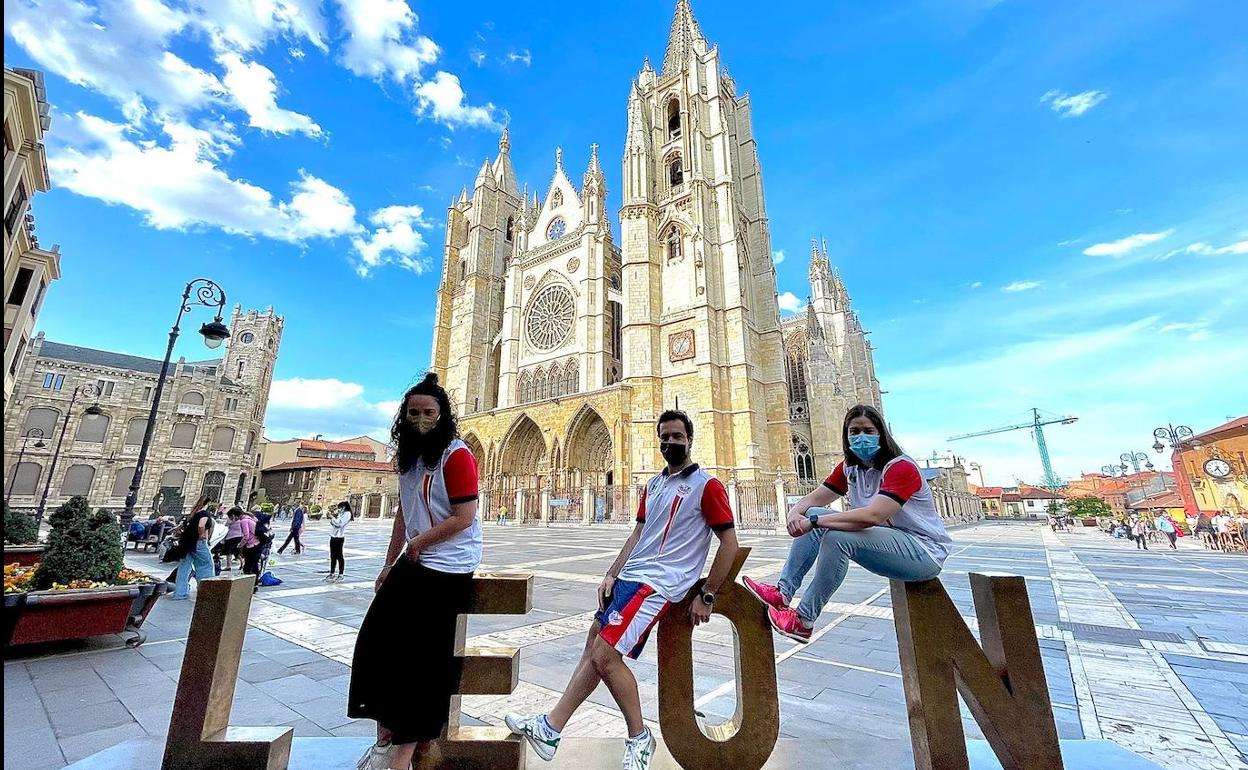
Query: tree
xmin=1065 ymin=496 xmax=1113 ymax=520
xmin=3 ymin=502 xmax=39 ymax=545
xmin=37 ymin=497 xmax=124 ymax=588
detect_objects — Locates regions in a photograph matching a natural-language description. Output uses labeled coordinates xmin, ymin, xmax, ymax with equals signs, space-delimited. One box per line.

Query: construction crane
xmin=947 ymin=408 xmax=1078 ymax=490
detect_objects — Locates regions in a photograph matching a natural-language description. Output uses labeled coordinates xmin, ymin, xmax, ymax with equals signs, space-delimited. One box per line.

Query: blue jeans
xmin=777 ymin=520 xmax=941 ymax=624
xmin=174 ymin=541 xmax=215 ymax=599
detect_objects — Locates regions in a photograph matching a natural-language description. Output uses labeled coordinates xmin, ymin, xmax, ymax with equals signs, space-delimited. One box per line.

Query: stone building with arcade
xmin=429 ymin=1 xmax=889 ymax=525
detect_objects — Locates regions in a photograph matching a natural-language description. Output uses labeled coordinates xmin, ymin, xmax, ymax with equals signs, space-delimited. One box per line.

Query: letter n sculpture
xmin=892 ymin=572 xmax=1064 ymax=770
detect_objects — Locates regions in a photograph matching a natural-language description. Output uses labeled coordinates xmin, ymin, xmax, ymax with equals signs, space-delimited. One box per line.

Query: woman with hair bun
xmin=743 ymin=404 xmax=953 ymax=643
xmin=348 ymin=372 xmax=481 ymax=770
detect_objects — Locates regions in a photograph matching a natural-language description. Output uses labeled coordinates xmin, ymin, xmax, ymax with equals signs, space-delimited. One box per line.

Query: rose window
xmin=526 ymin=285 xmax=575 ymax=351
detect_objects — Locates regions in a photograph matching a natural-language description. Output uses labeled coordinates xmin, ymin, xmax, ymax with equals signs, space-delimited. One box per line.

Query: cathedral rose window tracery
xmin=526 ymin=284 xmax=576 ymax=351
xmin=547 ymin=217 xmax=567 ymax=240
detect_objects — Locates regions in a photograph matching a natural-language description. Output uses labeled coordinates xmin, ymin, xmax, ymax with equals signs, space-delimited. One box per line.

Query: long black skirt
xmin=347 ymin=557 xmax=475 ymax=744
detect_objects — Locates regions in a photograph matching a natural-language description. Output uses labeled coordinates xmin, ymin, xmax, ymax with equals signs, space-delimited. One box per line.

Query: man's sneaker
xmin=623 ymin=728 xmax=656 ymax=770
xmin=354 ymin=741 xmax=393 ymax=770
xmin=504 ymin=713 xmax=560 ymax=761
xmin=767 ymin=606 xmax=812 ymax=644
xmin=743 ymin=576 xmax=788 ymax=610
xmin=322 ymin=574 xmax=334 ymax=582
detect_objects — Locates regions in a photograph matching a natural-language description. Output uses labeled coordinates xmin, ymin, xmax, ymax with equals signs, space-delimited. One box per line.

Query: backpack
xmin=258 ymin=570 xmax=282 ymax=586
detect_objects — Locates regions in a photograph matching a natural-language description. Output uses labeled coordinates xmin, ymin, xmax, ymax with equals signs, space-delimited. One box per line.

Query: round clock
xmin=671 ymin=333 xmax=693 ymax=359
xmin=1203 ymin=458 xmax=1232 ymax=479
xmin=240 ymin=332 xmax=255 ymax=344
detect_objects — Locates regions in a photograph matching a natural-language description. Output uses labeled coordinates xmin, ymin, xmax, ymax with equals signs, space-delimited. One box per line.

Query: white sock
xmin=540 ymin=715 xmax=560 ymax=738
xmin=628 ymin=726 xmax=651 ymax=742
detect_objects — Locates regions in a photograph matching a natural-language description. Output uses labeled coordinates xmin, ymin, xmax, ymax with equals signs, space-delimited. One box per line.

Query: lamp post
xmin=1119 ymin=451 xmax=1153 ymax=474
xmin=6 ymin=428 xmax=47 ymax=506
xmin=120 ymin=279 xmax=230 ymax=531
xmin=1152 ymin=424 xmax=1194 ymax=454
xmin=1101 ymin=464 xmax=1122 ymax=477
xmin=36 ymin=383 xmax=103 ymax=526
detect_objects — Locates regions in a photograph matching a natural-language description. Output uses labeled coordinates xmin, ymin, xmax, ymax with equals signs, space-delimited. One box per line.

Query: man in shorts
xmin=505 ymin=410 xmax=739 ymax=770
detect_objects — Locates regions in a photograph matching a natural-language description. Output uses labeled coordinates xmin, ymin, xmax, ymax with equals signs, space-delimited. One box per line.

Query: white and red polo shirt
xmin=398 ymin=438 xmax=482 ymax=573
xmin=617 ymin=463 xmax=734 ymax=602
xmin=823 ymin=455 xmax=953 ymax=564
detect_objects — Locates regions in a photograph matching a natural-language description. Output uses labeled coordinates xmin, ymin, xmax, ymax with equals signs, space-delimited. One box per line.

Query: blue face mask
xmin=849 ymin=433 xmax=881 ymax=461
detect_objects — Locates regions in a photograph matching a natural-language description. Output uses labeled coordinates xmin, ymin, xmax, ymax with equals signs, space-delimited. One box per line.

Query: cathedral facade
xmin=430 ymin=0 xmax=879 ymax=521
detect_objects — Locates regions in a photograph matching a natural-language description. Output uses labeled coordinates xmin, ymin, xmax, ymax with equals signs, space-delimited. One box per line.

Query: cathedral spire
xmin=475 ymin=157 xmax=494 ymax=189
xmin=660 ymin=0 xmax=708 ymax=78
xmin=584 ymin=142 xmax=604 ymax=186
xmin=492 ymin=128 xmax=518 ymax=193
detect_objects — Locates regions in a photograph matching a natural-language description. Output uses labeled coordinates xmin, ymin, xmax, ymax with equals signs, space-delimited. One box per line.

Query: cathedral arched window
xmin=460 ymin=260 xmax=467 ymax=282
xmin=518 ymin=371 xmax=533 ymax=404
xmin=792 ymin=436 xmax=815 ymax=485
xmin=665 ymin=226 xmax=682 ymax=263
xmin=551 ymin=189 xmax=563 ymax=208
xmin=563 ymin=360 xmax=578 ymax=396
xmin=668 ymin=155 xmax=683 ymax=187
xmin=547 ymin=216 xmax=567 ymax=240
xmin=785 ymin=336 xmax=809 ymax=404
xmin=667 ymin=98 xmax=681 ymax=139
xmin=505 ymin=215 xmax=514 ymax=242
xmin=535 ymin=368 xmax=548 ymax=401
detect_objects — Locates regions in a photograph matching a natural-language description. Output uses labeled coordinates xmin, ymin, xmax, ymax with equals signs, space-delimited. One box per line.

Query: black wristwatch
xmin=700 ymin=590 xmax=716 ymax=606
xmin=807 ymin=511 xmax=821 ymax=529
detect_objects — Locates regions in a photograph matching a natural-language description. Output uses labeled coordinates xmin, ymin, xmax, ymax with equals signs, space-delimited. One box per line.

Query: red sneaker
xmin=743 ymin=576 xmax=788 ymax=610
xmin=768 ymin=606 xmax=812 ymax=643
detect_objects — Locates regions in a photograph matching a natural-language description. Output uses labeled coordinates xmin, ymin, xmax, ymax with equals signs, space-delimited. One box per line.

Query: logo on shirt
xmin=677 ymin=483 xmax=692 ymax=496
xmin=608 ymin=611 xmax=624 ymax=626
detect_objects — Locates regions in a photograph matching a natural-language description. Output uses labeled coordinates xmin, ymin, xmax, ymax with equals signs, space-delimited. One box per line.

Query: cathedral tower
xmin=431 ymin=130 xmax=523 ymax=414
xmin=619 ymin=0 xmax=789 ymax=479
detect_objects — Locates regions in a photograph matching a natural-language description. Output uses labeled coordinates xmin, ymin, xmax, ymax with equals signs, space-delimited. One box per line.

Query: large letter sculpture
xmin=656 ymin=547 xmax=780 ymax=770
xmin=892 ymin=572 xmax=1064 ymax=770
xmin=162 ymin=576 xmax=293 ymax=770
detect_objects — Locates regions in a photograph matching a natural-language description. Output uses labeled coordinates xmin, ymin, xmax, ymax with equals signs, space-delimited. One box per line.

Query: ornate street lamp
xmin=1100 ymin=464 xmax=1122 ymax=477
xmin=119 ymin=279 xmax=229 ymax=530
xmin=5 ymin=428 xmax=47 ymax=506
xmin=36 ymin=383 xmax=103 ymax=526
xmin=1152 ymin=424 xmax=1194 ymax=454
xmin=1119 ymin=451 xmax=1152 ymax=474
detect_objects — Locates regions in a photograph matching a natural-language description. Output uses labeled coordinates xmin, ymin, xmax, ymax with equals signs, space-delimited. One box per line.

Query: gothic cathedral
xmin=430 ymin=0 xmax=879 ymax=516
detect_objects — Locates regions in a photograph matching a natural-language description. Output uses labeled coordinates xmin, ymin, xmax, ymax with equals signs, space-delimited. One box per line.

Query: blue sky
xmin=5 ymin=0 xmax=1246 ymax=486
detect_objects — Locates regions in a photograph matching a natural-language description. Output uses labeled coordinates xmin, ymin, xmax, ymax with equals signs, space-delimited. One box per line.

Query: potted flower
xmin=5 ymin=497 xmax=171 ymax=649
xmin=3 ymin=502 xmax=43 ymax=567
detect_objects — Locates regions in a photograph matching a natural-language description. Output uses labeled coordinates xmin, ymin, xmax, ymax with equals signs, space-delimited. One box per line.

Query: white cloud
xmin=335 ymin=0 xmax=438 ymax=84
xmin=1057 ymin=238 xmax=1079 ymax=247
xmin=49 ymin=111 xmax=358 ymax=241
xmin=470 ymin=49 xmax=486 ymax=67
xmin=189 ymin=0 xmax=328 ymax=53
xmin=1001 ymin=280 xmax=1040 ymax=293
xmin=266 ymin=377 xmax=397 ymax=441
xmin=772 ymin=249 xmax=786 ymax=265
xmin=1158 ymin=320 xmax=1210 ymax=341
xmin=1161 ymin=239 xmax=1248 ymax=259
xmin=218 ymin=52 xmax=322 ymax=136
xmin=969 ymin=281 xmax=983 ymax=289
xmin=1083 ymin=229 xmax=1174 ymax=257
xmin=777 ymin=291 xmax=805 ymax=314
xmin=350 ymin=204 xmax=434 ymax=276
xmin=506 ymin=49 xmax=532 ymax=66
xmin=414 ymin=71 xmax=501 ymax=129
xmin=1040 ymin=89 xmax=1108 ymax=118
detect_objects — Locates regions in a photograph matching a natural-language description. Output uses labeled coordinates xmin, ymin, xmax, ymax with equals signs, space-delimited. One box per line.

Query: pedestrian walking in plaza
xmin=1154 ymin=513 xmax=1178 ymax=550
xmin=325 ymin=501 xmax=354 ymax=582
xmin=348 ymin=373 xmax=480 ymax=770
xmin=498 ymin=504 xmax=509 ymax=525
xmin=213 ymin=508 xmax=244 ymax=572
xmin=1131 ymin=516 xmax=1149 ymax=550
xmin=277 ymin=504 xmax=306 ymax=555
xmin=505 ymin=409 xmax=738 ymax=770
xmin=742 ymin=404 xmax=951 ymax=644
xmin=239 ymin=508 xmax=262 ymax=585
xmin=171 ymin=495 xmax=216 ymax=601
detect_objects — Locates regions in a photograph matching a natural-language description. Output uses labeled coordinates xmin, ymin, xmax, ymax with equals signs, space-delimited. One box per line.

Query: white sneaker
xmin=623 ymin=729 xmax=656 ymax=770
xmin=355 ymin=741 xmax=393 ymax=770
xmin=504 ymin=712 xmax=560 ymax=761
xmin=322 ymin=574 xmax=334 ymax=582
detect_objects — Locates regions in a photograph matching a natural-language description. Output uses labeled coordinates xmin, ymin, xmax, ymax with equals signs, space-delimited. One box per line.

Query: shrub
xmin=3 ymin=502 xmax=39 ymax=545
xmin=36 ymin=497 xmax=124 ymax=589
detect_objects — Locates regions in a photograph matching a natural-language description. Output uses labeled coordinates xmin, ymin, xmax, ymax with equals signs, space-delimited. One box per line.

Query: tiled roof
xmin=1131 ymin=490 xmax=1184 ymax=509
xmin=1190 ymin=416 xmax=1248 ymax=443
xmin=1017 ymin=485 xmax=1064 ymax=500
xmin=299 ymin=440 xmax=374 ymax=454
xmin=40 ymin=341 xmax=221 ymax=375
xmin=264 ymin=458 xmax=394 ymax=473
xmin=974 ymin=486 xmax=1005 ymax=498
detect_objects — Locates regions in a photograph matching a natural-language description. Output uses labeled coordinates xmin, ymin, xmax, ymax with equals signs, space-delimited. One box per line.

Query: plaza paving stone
xmin=4 ymin=520 xmax=1247 ymax=769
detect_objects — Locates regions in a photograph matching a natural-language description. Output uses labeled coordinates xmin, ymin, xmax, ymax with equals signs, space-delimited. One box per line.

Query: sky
xmin=5 ymin=0 xmax=1246 ymax=487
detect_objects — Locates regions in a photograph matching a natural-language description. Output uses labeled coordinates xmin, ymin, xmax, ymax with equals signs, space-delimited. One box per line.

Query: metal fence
xmin=736 ymin=480 xmax=780 ymax=530
xmin=548 ymin=489 xmax=584 ymax=523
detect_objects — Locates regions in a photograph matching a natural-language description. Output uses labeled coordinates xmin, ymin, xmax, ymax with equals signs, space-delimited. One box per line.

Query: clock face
xmin=1204 ymin=458 xmax=1232 ymax=479
xmin=240 ymin=332 xmax=255 ymax=344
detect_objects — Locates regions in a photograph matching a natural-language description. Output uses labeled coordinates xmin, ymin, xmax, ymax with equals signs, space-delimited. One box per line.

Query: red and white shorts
xmin=594 ymin=579 xmax=672 ymax=659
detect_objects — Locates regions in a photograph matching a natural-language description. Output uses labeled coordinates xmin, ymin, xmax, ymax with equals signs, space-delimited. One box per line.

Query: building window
xmin=41 ymin=372 xmax=65 ymax=390
xmin=668 ymin=155 xmax=683 ymax=187
xmin=95 ymin=380 xmax=116 ymax=398
xmin=210 ymin=426 xmax=236 ymax=452
xmin=158 ymin=469 xmax=187 ymax=492
xmin=7 ymin=462 xmax=42 ymax=496
xmin=180 ymin=391 xmax=205 ymax=406
xmin=792 ymin=437 xmax=815 ymax=484
xmin=551 ymin=189 xmax=563 ymax=208
xmin=74 ymin=413 xmax=110 ymax=443
xmin=287 ymin=472 xmax=295 ymax=483
xmin=112 ymin=467 xmax=136 ymax=498
xmin=9 ymin=335 xmax=27 ymax=377
xmin=237 ymin=360 xmax=246 ymax=379
xmin=666 ymin=227 xmax=682 ymax=262
xmin=460 ymin=260 xmax=468 ymax=281
xmin=23 ymin=406 xmax=59 ymax=436
xmin=7 ymin=267 xmax=34 ymax=306
xmin=201 ymin=471 xmax=225 ymax=503
xmin=62 ymin=464 xmax=97 ymax=496
xmin=5 ymin=182 xmax=27 ymax=235
xmin=245 ymin=431 xmax=256 ymax=455
xmin=785 ymin=336 xmax=809 ymax=404
xmin=124 ymin=417 xmax=148 ymax=446
xmin=667 ymin=98 xmax=681 ymax=139
xmin=225 ymin=397 xmax=238 ymax=412
xmin=142 ymin=386 xmax=153 ymax=402
xmin=342 ymin=475 xmax=349 ymax=483
xmin=30 ymin=279 xmax=47 ymax=317
xmin=505 ymin=215 xmax=514 ymax=242
xmin=171 ymin=422 xmax=198 ymax=449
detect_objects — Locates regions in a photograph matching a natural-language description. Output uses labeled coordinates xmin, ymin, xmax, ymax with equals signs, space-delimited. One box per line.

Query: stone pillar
xmin=727 ymin=475 xmax=739 ymax=520
xmin=773 ymin=475 xmax=787 ymax=529
xmin=514 ymin=489 xmax=524 ymax=524
xmin=540 ymin=488 xmax=550 ymax=524
xmin=379 ymin=493 xmax=389 ymax=518
xmin=582 ymin=485 xmax=594 ymax=524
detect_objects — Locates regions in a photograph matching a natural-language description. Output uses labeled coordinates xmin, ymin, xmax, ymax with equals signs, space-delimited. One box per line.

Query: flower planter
xmin=6 ymin=580 xmax=173 ymax=649
xmin=3 ymin=545 xmax=45 ymax=568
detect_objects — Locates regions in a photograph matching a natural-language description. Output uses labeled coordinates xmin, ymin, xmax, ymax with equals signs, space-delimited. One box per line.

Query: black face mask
xmin=660 ymin=441 xmax=688 ymax=467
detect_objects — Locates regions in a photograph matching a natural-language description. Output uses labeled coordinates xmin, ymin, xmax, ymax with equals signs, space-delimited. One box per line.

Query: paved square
xmin=5 ymin=520 xmax=1247 ymax=769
